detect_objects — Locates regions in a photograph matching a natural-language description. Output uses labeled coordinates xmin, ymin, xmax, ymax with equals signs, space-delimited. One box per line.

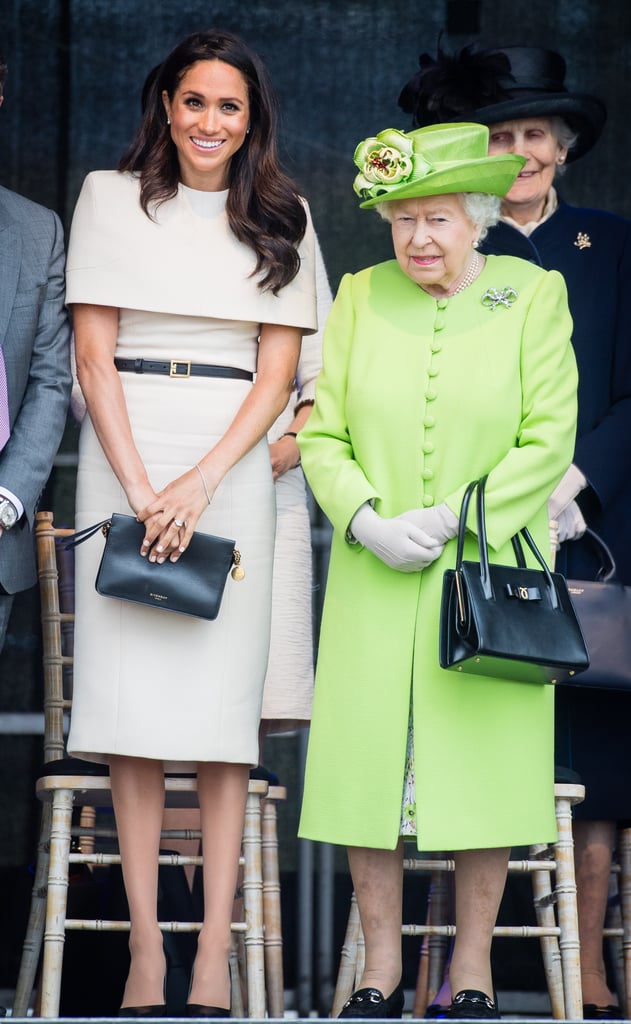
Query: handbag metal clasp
xmin=505 ymin=583 xmax=541 ymax=601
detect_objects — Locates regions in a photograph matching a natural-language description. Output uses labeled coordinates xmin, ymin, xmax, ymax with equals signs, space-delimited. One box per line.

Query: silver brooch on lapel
xmin=481 ymin=287 xmax=518 ymax=311
xmin=574 ymin=232 xmax=591 ymax=250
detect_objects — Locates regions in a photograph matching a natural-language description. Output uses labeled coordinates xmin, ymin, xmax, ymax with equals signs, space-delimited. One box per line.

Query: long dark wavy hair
xmin=119 ymin=29 xmax=306 ymax=294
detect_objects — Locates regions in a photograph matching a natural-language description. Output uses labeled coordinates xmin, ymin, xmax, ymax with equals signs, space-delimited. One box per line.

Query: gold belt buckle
xmin=170 ymin=360 xmax=191 ymax=378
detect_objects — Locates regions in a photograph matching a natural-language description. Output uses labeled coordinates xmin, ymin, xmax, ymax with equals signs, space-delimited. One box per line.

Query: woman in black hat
xmin=400 ymin=44 xmax=631 ymax=1020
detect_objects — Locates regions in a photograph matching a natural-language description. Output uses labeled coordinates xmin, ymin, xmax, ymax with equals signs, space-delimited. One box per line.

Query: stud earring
xmin=473 ymin=240 xmax=479 ymax=249
xmin=246 ymin=127 xmax=250 ymax=134
xmin=166 ymin=117 xmax=171 ymax=125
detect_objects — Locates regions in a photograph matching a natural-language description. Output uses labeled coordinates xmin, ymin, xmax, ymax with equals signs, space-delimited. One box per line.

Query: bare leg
xmin=188 ymin=762 xmax=250 ymax=1010
xmin=449 ymin=847 xmax=510 ymax=1000
xmin=110 ymin=755 xmax=166 ymax=1009
xmin=347 ymin=841 xmax=404 ymax=997
xmin=574 ymin=819 xmax=618 ymax=1007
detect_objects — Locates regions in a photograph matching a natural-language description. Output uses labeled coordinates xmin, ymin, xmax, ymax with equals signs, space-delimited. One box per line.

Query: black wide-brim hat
xmin=399 ymin=45 xmax=607 ymax=162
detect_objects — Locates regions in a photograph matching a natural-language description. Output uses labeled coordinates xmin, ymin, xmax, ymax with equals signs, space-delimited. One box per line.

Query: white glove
xmin=349 ymin=503 xmax=445 ymax=572
xmin=551 ymin=500 xmax=587 ymax=548
xmin=397 ymin=502 xmax=459 ymax=544
xmin=548 ymin=464 xmax=587 ymax=519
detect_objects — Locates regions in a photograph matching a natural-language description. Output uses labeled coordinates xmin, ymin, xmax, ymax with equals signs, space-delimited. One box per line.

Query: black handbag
xmin=67 ymin=513 xmax=243 ymax=620
xmin=561 ymin=529 xmax=631 ymax=691
xmin=439 ymin=476 xmax=589 ymax=684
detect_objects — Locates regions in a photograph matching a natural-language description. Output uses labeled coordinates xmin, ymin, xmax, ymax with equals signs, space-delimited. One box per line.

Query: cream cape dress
xmin=65 ymin=171 xmax=316 ymax=768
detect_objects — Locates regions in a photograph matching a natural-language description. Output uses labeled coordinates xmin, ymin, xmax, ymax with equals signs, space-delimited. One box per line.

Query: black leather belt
xmin=114 ymin=357 xmax=253 ymax=381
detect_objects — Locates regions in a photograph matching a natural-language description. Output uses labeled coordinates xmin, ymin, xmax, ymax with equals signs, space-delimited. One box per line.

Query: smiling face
xmin=487 ymin=117 xmax=567 ymax=224
xmin=389 ymin=194 xmax=480 ymax=296
xmin=162 ymin=59 xmax=250 ymax=191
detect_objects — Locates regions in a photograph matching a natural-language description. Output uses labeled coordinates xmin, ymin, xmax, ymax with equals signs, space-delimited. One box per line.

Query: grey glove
xmin=349 ymin=503 xmax=445 ymax=572
xmin=397 ymin=502 xmax=459 ymax=544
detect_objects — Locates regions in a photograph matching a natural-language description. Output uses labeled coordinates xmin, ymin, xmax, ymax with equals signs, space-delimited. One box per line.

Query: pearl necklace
xmin=447 ymin=250 xmax=482 ymax=297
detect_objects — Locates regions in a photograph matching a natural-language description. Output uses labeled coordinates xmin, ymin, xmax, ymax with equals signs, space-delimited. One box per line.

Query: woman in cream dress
xmin=65 ymin=30 xmax=315 ymax=1016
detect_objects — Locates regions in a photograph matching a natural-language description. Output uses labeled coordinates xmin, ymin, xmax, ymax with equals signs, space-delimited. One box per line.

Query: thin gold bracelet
xmin=195 ymin=462 xmax=211 ymax=505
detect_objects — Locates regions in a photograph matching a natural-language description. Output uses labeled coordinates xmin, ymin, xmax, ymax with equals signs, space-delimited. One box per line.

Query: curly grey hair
xmin=375 ymin=192 xmax=500 ymax=241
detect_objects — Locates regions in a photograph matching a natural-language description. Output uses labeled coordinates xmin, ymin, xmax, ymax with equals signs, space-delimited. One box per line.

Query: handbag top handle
xmin=582 ymin=527 xmax=617 ymax=582
xmin=456 ymin=476 xmax=559 ymax=609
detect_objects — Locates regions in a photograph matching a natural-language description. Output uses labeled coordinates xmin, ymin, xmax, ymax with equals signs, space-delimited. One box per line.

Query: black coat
xmin=482 ymin=200 xmax=631 ymax=818
xmin=482 ymin=200 xmax=631 ymax=584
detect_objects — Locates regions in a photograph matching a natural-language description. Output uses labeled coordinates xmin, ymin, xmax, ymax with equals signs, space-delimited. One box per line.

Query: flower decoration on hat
xmin=353 ymin=128 xmax=429 ymax=200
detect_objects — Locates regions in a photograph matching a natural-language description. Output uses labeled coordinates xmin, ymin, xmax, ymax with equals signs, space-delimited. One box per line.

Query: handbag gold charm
xmin=231 ymin=549 xmax=245 ymax=581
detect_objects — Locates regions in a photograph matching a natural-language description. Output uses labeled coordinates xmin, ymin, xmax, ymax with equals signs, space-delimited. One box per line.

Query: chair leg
xmin=553 ymin=792 xmax=583 ymax=1021
xmin=40 ymin=789 xmax=74 ymax=1018
xmin=12 ymin=802 xmax=53 ymax=1017
xmin=241 ymin=787 xmax=266 ymax=1017
xmin=617 ymin=827 xmax=631 ymax=1019
xmin=332 ymin=893 xmax=361 ymax=1017
xmin=413 ymin=932 xmax=431 ymax=1019
xmin=229 ymin=936 xmax=245 ymax=1018
xmin=262 ymin=796 xmax=284 ymax=1017
xmin=530 ymin=842 xmax=565 ymax=1019
xmin=413 ymin=864 xmax=451 ymax=1017
xmin=605 ymin=865 xmax=625 ymax=1013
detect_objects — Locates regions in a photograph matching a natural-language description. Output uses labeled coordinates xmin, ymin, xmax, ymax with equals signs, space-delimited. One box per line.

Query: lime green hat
xmin=353 ymin=122 xmax=525 ymax=208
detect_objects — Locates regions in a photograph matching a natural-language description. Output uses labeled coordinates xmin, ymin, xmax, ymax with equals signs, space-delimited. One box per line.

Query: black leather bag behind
xmin=68 ymin=513 xmax=240 ymax=620
xmin=562 ymin=529 xmax=631 ymax=691
xmin=439 ymin=477 xmax=589 ymax=684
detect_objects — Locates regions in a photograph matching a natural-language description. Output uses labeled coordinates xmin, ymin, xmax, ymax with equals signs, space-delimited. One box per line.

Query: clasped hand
xmin=130 ymin=466 xmax=213 ymax=563
xmin=350 ymin=503 xmax=453 ymax=572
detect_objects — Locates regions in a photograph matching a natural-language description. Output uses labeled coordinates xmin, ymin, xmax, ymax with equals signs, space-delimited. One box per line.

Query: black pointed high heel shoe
xmin=338 ymin=980 xmax=405 ymax=1018
xmin=185 ymin=1005 xmax=230 ymax=1017
xmin=447 ymin=990 xmax=500 ymax=1020
xmin=185 ymin=964 xmax=231 ymax=1017
xmin=117 ymin=1005 xmax=167 ymax=1018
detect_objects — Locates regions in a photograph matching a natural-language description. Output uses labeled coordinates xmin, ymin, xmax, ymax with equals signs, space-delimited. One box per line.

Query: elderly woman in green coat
xmin=298 ymin=123 xmax=578 ymax=1020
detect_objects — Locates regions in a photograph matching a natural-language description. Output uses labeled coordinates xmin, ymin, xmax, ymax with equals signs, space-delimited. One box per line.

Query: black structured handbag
xmin=67 ymin=513 xmax=243 ymax=620
xmin=561 ymin=529 xmax=631 ymax=691
xmin=439 ymin=476 xmax=589 ymax=684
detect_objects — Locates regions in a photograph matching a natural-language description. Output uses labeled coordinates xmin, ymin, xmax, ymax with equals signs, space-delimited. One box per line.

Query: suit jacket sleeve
xmin=0 ymin=207 xmax=72 ymax=524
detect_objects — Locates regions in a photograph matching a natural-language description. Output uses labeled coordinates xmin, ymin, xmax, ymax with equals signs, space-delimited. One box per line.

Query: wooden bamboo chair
xmin=602 ymin=827 xmax=631 ymax=1019
xmin=331 ymin=783 xmax=586 ymax=1021
xmin=12 ymin=511 xmax=273 ymax=1018
xmin=262 ymin=785 xmax=287 ymax=1018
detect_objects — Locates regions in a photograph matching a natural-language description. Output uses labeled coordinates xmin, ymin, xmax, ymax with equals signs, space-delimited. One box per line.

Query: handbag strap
xmin=62 ymin=518 xmax=111 ymax=551
xmin=580 ymin=527 xmax=618 ymax=582
xmin=457 ymin=477 xmax=559 ymax=609
xmin=454 ymin=479 xmax=479 ymax=570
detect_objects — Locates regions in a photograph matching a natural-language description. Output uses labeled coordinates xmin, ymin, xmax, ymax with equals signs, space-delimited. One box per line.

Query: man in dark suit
xmin=0 ymin=53 xmax=71 ymax=648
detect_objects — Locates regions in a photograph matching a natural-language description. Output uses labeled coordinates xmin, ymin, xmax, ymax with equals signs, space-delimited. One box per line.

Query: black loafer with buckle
xmin=447 ymin=990 xmax=500 ymax=1019
xmin=338 ymin=981 xmax=405 ymax=1019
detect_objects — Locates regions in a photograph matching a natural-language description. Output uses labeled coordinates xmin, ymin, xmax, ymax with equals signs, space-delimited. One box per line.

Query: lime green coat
xmin=298 ymin=255 xmax=578 ymax=851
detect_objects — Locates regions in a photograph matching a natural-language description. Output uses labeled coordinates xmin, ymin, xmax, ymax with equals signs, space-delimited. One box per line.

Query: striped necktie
xmin=0 ymin=346 xmax=10 ymax=450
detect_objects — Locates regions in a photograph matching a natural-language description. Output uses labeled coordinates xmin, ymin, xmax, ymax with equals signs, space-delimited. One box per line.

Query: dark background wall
xmin=1 ymin=0 xmax=630 ymax=1000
